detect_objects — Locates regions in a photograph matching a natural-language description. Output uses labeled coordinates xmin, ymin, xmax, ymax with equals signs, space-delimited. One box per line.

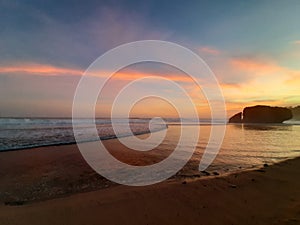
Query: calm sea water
xmin=161 ymin=123 xmax=300 ymax=174
xmin=106 ymin=121 xmax=300 ymax=175
xmin=0 ymin=118 xmax=300 ymax=175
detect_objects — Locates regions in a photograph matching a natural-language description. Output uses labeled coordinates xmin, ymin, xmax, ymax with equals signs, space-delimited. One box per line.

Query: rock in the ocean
xmin=201 ymin=171 xmax=210 ymax=176
xmin=243 ymin=105 xmax=292 ymax=123
xmin=228 ymin=112 xmax=242 ymax=123
xmin=228 ymin=105 xmax=293 ymax=124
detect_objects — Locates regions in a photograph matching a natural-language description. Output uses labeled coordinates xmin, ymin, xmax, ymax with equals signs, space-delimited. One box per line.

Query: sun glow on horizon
xmin=0 ymin=57 xmax=299 ymax=118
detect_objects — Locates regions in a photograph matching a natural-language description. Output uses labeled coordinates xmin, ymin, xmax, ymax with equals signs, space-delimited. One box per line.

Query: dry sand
xmin=0 ymin=142 xmax=300 ymax=225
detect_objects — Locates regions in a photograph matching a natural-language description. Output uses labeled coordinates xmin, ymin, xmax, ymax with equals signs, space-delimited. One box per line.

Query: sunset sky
xmin=1 ymin=0 xmax=300 ymax=118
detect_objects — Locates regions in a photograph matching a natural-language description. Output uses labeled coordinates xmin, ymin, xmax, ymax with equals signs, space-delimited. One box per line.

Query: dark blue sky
xmin=1 ymin=0 xmax=300 ymax=68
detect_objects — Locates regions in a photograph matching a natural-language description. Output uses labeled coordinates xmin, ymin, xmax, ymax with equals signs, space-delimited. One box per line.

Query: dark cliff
xmin=228 ymin=105 xmax=293 ymax=123
xmin=228 ymin=112 xmax=242 ymax=123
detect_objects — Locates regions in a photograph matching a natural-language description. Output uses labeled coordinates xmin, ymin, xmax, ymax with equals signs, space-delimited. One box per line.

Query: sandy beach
xmin=0 ymin=141 xmax=300 ymax=225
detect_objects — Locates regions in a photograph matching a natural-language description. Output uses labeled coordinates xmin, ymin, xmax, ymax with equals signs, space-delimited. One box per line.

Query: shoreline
xmin=0 ymin=137 xmax=298 ymax=205
xmin=1 ymin=153 xmax=300 ymax=224
xmin=0 ymin=126 xmax=167 ymax=152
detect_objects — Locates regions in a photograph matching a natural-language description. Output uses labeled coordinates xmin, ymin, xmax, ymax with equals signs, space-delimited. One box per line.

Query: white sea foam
xmin=283 ymin=120 xmax=300 ymax=125
xmin=0 ymin=118 xmax=167 ymax=151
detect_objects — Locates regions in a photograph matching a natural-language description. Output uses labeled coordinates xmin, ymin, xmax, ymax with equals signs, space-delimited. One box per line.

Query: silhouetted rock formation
xmin=228 ymin=105 xmax=293 ymax=123
xmin=243 ymin=106 xmax=292 ymax=123
xmin=228 ymin=112 xmax=242 ymax=123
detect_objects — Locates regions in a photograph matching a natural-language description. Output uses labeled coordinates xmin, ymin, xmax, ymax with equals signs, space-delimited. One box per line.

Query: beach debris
xmin=285 ymin=218 xmax=299 ymax=223
xmin=229 ymin=184 xmax=237 ymax=188
xmin=201 ymin=171 xmax=210 ymax=176
xmin=82 ymin=184 xmax=89 ymax=189
xmin=4 ymin=201 xmax=25 ymax=206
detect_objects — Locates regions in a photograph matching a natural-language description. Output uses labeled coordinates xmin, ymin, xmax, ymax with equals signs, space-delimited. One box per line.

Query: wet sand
xmin=0 ymin=142 xmax=300 ymax=225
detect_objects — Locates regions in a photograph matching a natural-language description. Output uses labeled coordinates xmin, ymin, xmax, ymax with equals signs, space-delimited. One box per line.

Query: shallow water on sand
xmin=119 ymin=123 xmax=300 ymax=176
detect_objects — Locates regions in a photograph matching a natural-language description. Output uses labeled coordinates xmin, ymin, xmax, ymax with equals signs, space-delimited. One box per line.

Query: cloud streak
xmin=230 ymin=58 xmax=280 ymax=74
xmin=0 ymin=64 xmax=83 ymax=76
xmin=2 ymin=54 xmax=300 ymax=117
xmin=293 ymin=40 xmax=300 ymax=45
xmin=0 ymin=62 xmax=196 ymax=84
xmin=199 ymin=46 xmax=221 ymax=55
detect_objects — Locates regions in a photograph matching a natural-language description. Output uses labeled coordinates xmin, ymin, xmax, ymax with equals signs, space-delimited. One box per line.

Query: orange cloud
xmin=111 ymin=70 xmax=194 ymax=83
xmin=2 ymin=59 xmax=299 ymax=118
xmin=0 ymin=64 xmax=83 ymax=76
xmin=0 ymin=63 xmax=196 ymax=84
xmin=285 ymin=75 xmax=300 ymax=85
xmin=215 ymin=57 xmax=300 ymax=114
xmin=199 ymin=46 xmax=220 ymax=55
xmin=293 ymin=40 xmax=300 ymax=45
xmin=230 ymin=57 xmax=300 ymax=80
xmin=230 ymin=58 xmax=280 ymax=74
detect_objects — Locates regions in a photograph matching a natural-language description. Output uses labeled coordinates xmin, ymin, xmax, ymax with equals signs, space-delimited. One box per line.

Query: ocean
xmin=153 ymin=122 xmax=300 ymax=175
xmin=0 ymin=118 xmax=166 ymax=151
xmin=0 ymin=118 xmax=300 ymax=175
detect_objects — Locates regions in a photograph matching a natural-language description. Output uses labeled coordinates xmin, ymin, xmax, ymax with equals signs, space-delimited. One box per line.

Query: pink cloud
xmin=199 ymin=46 xmax=220 ymax=55
xmin=230 ymin=58 xmax=280 ymax=74
xmin=230 ymin=57 xmax=300 ymax=79
xmin=0 ymin=63 xmax=196 ymax=84
xmin=0 ymin=64 xmax=83 ymax=76
xmin=293 ymin=40 xmax=300 ymax=44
